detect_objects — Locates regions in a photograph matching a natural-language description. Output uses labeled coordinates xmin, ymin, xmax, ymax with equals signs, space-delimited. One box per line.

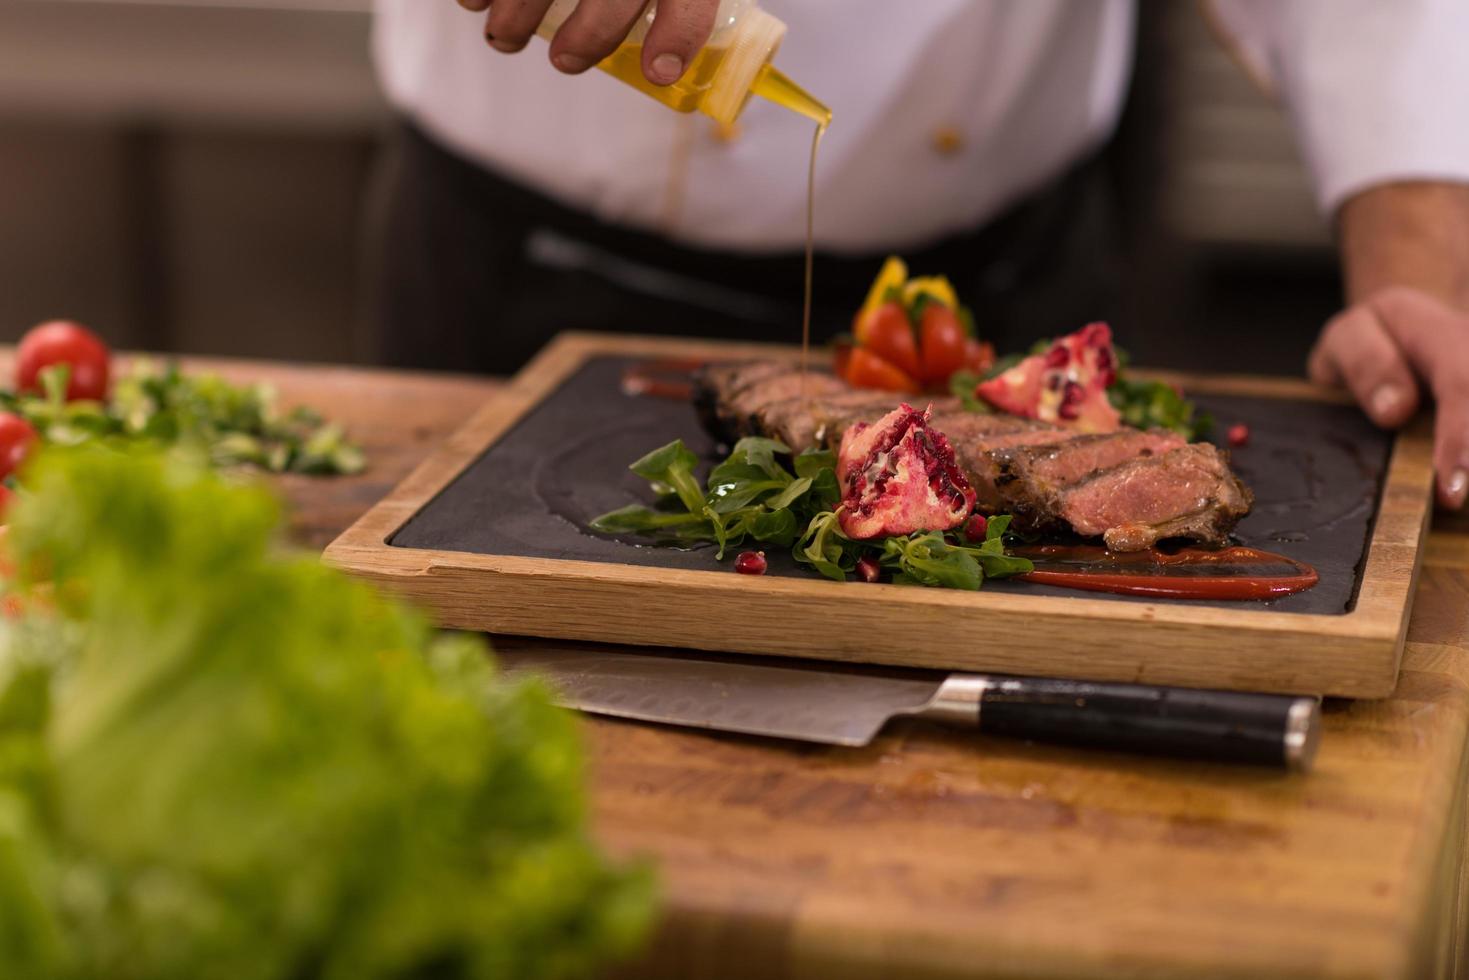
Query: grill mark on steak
xmin=1058 ymin=444 xmax=1252 ymax=551
xmin=702 ymin=366 xmax=849 ymax=441
xmin=760 ymin=390 xmax=916 ymax=452
xmin=697 ymin=362 xmax=801 ymax=442
xmin=988 ymin=429 xmax=1188 ymax=531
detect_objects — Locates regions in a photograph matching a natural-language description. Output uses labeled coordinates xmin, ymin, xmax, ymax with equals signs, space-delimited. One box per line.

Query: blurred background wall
xmin=0 ymin=0 xmax=1343 ymax=373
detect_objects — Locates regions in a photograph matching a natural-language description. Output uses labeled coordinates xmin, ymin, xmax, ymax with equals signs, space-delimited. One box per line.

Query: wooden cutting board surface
xmin=163 ymin=348 xmax=1467 ymax=980
xmin=326 ymin=333 xmax=1436 ymax=698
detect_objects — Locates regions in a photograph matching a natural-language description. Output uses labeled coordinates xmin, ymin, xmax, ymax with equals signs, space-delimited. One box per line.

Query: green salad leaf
xmin=592 ymin=438 xmax=837 ymax=559
xmin=595 ymin=441 xmax=1033 ymax=591
xmin=793 ymin=510 xmax=862 ymax=582
xmin=0 ymin=446 xmax=653 ymax=980
xmin=0 ymin=361 xmax=366 ymax=476
xmin=1107 ymin=376 xmax=1213 ymax=441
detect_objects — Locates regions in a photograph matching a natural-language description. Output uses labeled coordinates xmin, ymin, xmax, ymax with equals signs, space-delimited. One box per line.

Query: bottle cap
xmin=703 ymin=7 xmax=786 ymax=125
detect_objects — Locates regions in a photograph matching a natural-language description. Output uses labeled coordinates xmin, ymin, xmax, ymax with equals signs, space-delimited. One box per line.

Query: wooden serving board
xmin=324 ymin=333 xmax=1436 ymax=698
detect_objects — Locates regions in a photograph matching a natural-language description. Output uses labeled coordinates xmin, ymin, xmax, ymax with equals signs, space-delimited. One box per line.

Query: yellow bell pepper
xmin=856 ymin=256 xmax=909 ymax=343
xmin=903 ymin=275 xmax=959 ymax=311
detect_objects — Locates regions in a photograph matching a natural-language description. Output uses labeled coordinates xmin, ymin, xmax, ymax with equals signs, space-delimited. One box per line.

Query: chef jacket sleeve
xmin=1207 ymin=0 xmax=1469 ymax=217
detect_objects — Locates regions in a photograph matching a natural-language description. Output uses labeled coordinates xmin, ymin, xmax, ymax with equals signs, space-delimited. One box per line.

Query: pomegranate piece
xmin=836 ymin=404 xmax=977 ymax=540
xmin=1227 ymin=423 xmax=1250 ymax=448
xmin=855 ymin=556 xmax=882 ymax=583
xmin=974 ymin=322 xmax=1122 ymax=433
xmin=962 ymin=514 xmax=989 ymax=542
xmin=734 ymin=551 xmax=767 ymax=575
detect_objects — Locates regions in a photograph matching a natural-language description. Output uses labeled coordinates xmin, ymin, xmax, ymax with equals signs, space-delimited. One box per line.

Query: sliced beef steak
xmin=700 ymin=365 xmax=849 ymax=440
xmin=696 ymin=359 xmax=1254 ymax=550
xmin=759 ymin=390 xmax=917 ymax=452
xmin=927 ymin=414 xmax=1075 ymax=511
xmin=1058 ymin=444 xmax=1252 ymax=551
xmin=989 ymin=429 xmax=1187 ymax=531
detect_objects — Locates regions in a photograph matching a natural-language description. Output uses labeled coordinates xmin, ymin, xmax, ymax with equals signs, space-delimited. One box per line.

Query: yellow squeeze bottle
xmin=533 ymin=0 xmax=830 ymax=127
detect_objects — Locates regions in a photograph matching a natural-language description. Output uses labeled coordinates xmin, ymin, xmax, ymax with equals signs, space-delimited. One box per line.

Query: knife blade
xmin=497 ymin=645 xmax=1321 ymax=771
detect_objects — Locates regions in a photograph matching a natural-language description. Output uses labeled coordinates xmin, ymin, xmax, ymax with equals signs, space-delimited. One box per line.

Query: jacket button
xmin=932 ymin=126 xmax=964 ymax=155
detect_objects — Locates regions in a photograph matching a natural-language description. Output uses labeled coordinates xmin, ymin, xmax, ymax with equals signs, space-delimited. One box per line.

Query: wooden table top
xmin=182 ymin=353 xmax=1469 ymax=980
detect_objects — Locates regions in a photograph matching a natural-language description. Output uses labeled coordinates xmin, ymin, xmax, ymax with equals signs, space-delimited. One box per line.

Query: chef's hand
xmin=1309 ymin=181 xmax=1469 ymax=509
xmin=458 ymin=0 xmax=718 ymax=86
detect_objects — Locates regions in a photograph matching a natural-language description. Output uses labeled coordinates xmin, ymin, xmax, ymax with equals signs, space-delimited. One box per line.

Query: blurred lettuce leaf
xmin=0 ymin=446 xmax=653 ymax=980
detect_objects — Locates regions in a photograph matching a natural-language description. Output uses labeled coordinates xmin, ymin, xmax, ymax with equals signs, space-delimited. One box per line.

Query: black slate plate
xmin=390 ymin=356 xmax=1392 ymax=616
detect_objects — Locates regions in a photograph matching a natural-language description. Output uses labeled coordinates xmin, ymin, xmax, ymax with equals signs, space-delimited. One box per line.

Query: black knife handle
xmin=925 ymin=676 xmax=1320 ymax=770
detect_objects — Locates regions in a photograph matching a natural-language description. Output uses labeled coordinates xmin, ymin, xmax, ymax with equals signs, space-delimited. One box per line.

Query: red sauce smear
xmin=1015 ymin=544 xmax=1319 ymax=600
xmin=622 ymin=358 xmax=705 ymax=401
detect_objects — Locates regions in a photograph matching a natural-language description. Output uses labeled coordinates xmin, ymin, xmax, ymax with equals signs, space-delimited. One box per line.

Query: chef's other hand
xmin=1308 ymin=287 xmax=1469 ymax=509
xmin=460 ymin=0 xmax=719 ymax=87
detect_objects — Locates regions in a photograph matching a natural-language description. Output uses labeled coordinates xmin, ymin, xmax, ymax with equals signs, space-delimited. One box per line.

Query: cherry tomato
xmin=0 ymin=415 xmax=38 ymax=481
xmin=844 ymin=348 xmax=920 ymax=394
xmin=17 ymin=320 xmax=111 ymax=401
xmin=858 ymin=302 xmax=922 ymax=380
xmin=918 ymin=304 xmax=967 ymax=385
xmin=963 ymin=338 xmax=996 ymax=374
xmin=831 ymin=339 xmax=854 ymax=381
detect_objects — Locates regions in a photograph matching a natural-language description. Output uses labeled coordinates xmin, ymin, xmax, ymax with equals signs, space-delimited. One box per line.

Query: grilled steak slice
xmin=695 ymin=361 xmax=797 ymax=442
xmin=928 ymin=414 xmax=1075 ymax=511
xmin=759 ymin=390 xmax=913 ymax=452
xmin=1057 ymin=444 xmax=1252 ymax=551
xmin=697 ymin=363 xmax=849 ymax=442
xmin=989 ymin=429 xmax=1188 ymax=531
xmin=697 ymin=359 xmax=1255 ymax=550
xmin=701 ymin=360 xmax=794 ymax=397
xmin=723 ymin=371 xmax=849 ymax=438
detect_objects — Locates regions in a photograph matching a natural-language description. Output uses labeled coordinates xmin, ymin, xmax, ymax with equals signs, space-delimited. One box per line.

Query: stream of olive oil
xmin=748 ymin=66 xmax=831 ymax=401
xmin=602 ymin=46 xmax=831 ymax=399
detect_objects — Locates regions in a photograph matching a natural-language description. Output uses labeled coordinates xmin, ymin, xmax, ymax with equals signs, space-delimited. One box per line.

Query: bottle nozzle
xmin=751 ymin=65 xmax=831 ymax=128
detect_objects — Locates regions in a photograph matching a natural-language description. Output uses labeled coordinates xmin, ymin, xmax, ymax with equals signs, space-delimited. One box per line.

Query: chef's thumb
xmin=641 ymin=0 xmax=719 ymax=86
xmin=1308 ymin=305 xmax=1421 ymax=429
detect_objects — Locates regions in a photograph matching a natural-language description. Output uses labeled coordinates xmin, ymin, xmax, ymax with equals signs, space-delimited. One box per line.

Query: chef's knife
xmin=497 ymin=646 xmax=1321 ymax=771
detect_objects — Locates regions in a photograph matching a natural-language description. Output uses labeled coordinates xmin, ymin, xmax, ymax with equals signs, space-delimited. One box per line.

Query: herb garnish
xmin=0 ymin=361 xmax=365 ymax=475
xmin=593 ymin=440 xmax=1033 ymax=590
xmin=591 ymin=437 xmax=839 ymax=557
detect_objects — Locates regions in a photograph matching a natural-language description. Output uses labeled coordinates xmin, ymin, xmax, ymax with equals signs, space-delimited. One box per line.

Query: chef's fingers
xmin=1431 ymin=400 xmax=1469 ymax=509
xmin=484 ymin=0 xmax=554 ymax=53
xmin=1307 ymin=304 xmax=1421 ymax=429
xmin=458 ymin=0 xmax=489 ymax=13
xmin=1369 ymin=288 xmax=1469 ymax=509
xmin=642 ymin=0 xmax=719 ymax=86
xmin=549 ymin=0 xmax=647 ymax=74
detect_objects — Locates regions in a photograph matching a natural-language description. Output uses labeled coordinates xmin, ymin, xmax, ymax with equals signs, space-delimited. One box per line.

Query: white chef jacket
xmin=373 ymin=0 xmax=1469 ymax=254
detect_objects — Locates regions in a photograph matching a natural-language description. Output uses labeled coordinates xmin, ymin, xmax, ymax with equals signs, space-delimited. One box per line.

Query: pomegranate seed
xmin=963 ymin=514 xmax=989 ymax=541
xmin=1044 ymin=345 xmax=1070 ymax=368
xmin=734 ymin=551 xmax=767 ymax=576
xmin=1227 ymin=424 xmax=1250 ymax=448
xmin=855 ymin=556 xmax=882 ymax=583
